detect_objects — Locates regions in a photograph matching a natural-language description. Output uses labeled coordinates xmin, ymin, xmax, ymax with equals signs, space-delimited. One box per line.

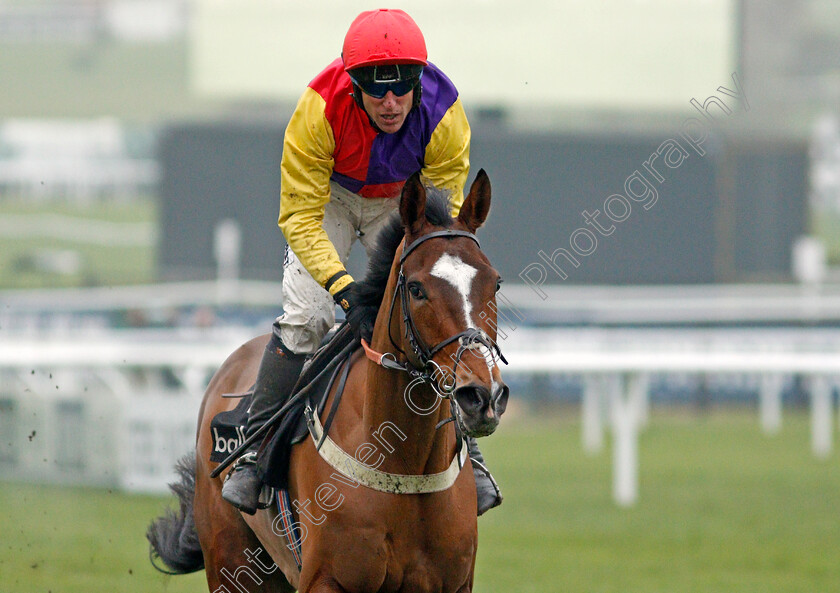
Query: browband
xmin=400 ymin=230 xmax=480 ymax=264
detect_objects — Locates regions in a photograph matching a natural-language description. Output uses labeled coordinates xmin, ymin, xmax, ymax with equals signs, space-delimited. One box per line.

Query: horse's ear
xmin=400 ymin=172 xmax=427 ymax=235
xmin=457 ymin=169 xmax=491 ymax=233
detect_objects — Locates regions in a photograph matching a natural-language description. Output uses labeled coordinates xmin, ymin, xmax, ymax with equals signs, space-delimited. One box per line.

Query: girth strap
xmin=305 ymin=405 xmax=468 ymax=494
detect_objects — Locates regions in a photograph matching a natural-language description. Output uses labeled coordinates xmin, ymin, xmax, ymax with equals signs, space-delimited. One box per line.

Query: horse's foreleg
xmin=455 ymin=576 xmax=474 ymax=593
xmin=301 ymin=576 xmax=350 ymax=593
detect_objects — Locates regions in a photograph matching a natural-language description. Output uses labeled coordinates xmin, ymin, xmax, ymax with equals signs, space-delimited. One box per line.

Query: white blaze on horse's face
xmin=430 ymin=252 xmax=498 ymax=375
xmin=430 ymin=252 xmax=477 ymax=328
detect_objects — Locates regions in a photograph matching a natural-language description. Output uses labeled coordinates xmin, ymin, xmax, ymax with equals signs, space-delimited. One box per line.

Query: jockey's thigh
xmin=274 ymin=183 xmax=360 ymax=355
xmin=357 ymin=194 xmax=400 ymax=257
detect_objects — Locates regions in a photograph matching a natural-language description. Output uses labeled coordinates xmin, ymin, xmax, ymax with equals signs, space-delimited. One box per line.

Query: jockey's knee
xmin=275 ymin=310 xmax=333 ymax=355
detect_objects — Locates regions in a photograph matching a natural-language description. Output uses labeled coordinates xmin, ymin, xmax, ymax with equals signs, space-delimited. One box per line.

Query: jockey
xmin=222 ymin=9 xmax=502 ymax=516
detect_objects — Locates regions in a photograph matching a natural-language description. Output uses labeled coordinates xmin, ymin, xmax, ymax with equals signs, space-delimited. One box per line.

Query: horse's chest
xmin=335 ymin=526 xmax=475 ymax=593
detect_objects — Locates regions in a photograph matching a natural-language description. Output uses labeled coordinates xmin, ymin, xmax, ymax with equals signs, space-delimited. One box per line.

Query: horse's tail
xmin=147 ymin=452 xmax=205 ymax=575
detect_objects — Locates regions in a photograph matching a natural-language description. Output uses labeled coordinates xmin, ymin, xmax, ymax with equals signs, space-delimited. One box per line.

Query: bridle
xmin=302 ymin=229 xmax=508 ymax=493
xmin=364 ymin=229 xmax=507 ymax=395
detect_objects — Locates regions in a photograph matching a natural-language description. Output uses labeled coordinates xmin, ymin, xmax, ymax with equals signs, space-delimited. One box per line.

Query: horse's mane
xmin=356 ymin=187 xmax=455 ymax=308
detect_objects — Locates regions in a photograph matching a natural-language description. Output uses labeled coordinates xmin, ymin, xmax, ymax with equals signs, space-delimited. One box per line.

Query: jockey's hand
xmin=333 ymin=282 xmax=377 ymax=343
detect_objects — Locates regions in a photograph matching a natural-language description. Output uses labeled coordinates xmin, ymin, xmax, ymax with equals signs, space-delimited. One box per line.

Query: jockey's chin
xmin=362 ymin=89 xmax=413 ymax=134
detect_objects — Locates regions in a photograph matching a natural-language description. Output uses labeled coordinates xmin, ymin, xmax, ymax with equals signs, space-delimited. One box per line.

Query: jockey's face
xmin=361 ymin=89 xmax=413 ymax=134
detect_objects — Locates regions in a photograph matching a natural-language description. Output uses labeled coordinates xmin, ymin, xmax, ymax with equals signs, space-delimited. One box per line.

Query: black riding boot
xmin=221 ymin=333 xmax=306 ymax=515
xmin=467 ymin=436 xmax=502 ymax=515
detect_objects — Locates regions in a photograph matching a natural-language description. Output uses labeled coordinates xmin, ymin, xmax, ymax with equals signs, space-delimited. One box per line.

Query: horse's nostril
xmin=454 ymin=385 xmax=490 ymax=413
xmin=494 ymin=383 xmax=510 ymax=416
xmin=465 ymin=387 xmax=482 ymax=409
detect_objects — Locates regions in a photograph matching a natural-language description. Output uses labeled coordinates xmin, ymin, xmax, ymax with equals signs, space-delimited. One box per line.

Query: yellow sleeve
xmin=278 ymin=87 xmax=353 ymax=295
xmin=422 ymin=97 xmax=471 ymax=217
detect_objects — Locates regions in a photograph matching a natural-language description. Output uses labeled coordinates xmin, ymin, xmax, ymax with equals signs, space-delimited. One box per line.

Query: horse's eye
xmin=495 ymin=277 xmax=504 ymax=293
xmin=407 ymin=282 xmax=425 ymax=300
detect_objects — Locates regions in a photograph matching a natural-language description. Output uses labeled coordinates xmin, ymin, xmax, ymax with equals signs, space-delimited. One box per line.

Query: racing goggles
xmin=348 ymin=64 xmax=423 ymax=99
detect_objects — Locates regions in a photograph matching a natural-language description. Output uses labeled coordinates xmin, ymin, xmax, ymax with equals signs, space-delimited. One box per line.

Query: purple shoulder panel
xmin=364 ymin=63 xmax=460 ymax=187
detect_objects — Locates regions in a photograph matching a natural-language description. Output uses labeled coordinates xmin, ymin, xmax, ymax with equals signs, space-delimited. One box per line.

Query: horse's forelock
xmin=423 ymin=187 xmax=455 ymax=228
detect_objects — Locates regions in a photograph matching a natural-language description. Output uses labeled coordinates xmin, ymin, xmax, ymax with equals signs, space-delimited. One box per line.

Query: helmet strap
xmin=412 ymin=81 xmax=423 ymax=108
xmin=351 ymin=83 xmax=365 ymax=110
xmin=351 ymin=84 xmax=383 ymax=132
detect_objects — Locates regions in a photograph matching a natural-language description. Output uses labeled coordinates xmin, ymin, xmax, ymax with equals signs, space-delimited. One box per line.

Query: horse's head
xmin=395 ymin=170 xmax=509 ymax=437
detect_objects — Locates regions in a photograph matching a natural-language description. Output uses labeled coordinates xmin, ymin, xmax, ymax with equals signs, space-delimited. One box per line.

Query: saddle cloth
xmin=209 ymin=395 xmax=250 ymax=464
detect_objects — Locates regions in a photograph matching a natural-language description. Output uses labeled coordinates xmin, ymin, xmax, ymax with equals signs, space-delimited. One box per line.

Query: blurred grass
xmin=0 ymin=483 xmax=206 ymax=593
xmin=1 ymin=410 xmax=838 ymax=592
xmin=0 ymin=198 xmax=156 ymax=289
xmin=477 ymin=409 xmax=840 ymax=593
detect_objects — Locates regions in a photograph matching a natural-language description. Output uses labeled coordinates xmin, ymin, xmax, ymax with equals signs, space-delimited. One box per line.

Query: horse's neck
xmin=360 ymin=262 xmax=456 ymax=476
xmin=362 ymin=362 xmax=455 ymax=476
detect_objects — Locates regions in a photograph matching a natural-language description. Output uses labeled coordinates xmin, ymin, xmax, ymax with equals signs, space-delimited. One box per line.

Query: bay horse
xmin=148 ymin=170 xmax=509 ymax=592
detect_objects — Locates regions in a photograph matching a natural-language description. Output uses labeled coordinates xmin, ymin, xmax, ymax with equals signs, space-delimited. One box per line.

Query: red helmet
xmin=342 ymin=9 xmax=428 ymax=70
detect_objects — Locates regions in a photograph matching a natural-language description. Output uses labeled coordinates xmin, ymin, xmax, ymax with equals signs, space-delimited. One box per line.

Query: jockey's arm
xmin=422 ymin=97 xmax=471 ymax=218
xmin=278 ymin=88 xmax=354 ymax=297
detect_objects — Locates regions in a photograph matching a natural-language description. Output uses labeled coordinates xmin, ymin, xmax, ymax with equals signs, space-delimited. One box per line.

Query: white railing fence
xmin=1 ymin=328 xmax=839 ymax=505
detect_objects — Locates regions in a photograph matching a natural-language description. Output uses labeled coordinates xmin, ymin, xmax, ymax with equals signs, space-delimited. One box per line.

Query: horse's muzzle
xmin=454 ymin=380 xmax=509 ymax=437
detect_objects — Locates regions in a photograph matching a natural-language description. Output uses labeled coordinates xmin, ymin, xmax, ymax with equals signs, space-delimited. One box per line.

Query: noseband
xmin=382 ymin=229 xmax=507 ymax=389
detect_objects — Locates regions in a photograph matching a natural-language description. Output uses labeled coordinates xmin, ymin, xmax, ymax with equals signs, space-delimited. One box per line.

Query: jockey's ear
xmin=400 ymin=172 xmax=427 ymax=236
xmin=457 ymin=169 xmax=491 ymax=233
